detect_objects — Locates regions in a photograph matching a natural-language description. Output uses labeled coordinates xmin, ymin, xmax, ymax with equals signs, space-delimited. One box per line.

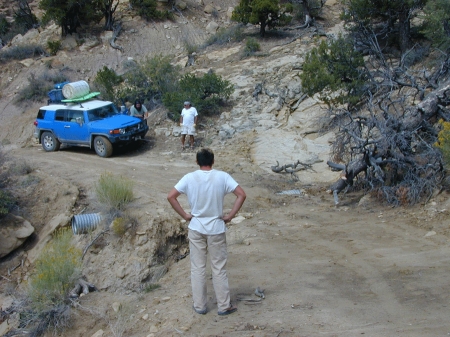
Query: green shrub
xmin=435 ymin=120 xmax=450 ymax=166
xmin=10 ymin=161 xmax=33 ymax=175
xmin=421 ymin=0 xmax=450 ymax=50
xmin=16 ymin=72 xmax=68 ymax=104
xmin=16 ymin=73 xmax=52 ymax=104
xmin=144 ymin=283 xmax=161 ymax=292
xmin=0 ymin=44 xmax=46 ymax=63
xmin=291 ymin=0 xmax=320 ymax=21
xmin=0 ymin=189 xmax=14 ymax=217
xmin=130 ymin=0 xmax=173 ymax=20
xmin=120 ymin=55 xmax=180 ymax=104
xmin=95 ymin=172 xmax=134 ymax=211
xmin=243 ymin=37 xmax=260 ymax=57
xmin=94 ymin=66 xmax=123 ymax=102
xmin=184 ymin=40 xmax=198 ymax=55
xmin=20 ymin=228 xmax=81 ymax=335
xmin=300 ymin=35 xmax=368 ymax=107
xmin=204 ymin=26 xmax=244 ymax=46
xmin=0 ymin=14 xmax=10 ymax=35
xmin=163 ymin=70 xmax=234 ymax=121
xmin=47 ymin=40 xmax=61 ymax=56
xmin=43 ymin=72 xmax=68 ymax=85
xmin=28 ymin=228 xmax=82 ymax=312
xmin=111 ymin=217 xmax=127 ymax=236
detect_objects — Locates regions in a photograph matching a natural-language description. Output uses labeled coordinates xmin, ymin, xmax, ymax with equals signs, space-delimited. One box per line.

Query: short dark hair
xmin=197 ymin=148 xmax=214 ymax=167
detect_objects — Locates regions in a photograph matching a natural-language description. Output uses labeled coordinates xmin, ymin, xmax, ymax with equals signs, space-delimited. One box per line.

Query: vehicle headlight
xmin=110 ymin=128 xmax=126 ymax=135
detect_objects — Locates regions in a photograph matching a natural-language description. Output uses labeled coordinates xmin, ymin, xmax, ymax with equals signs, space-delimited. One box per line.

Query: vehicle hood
xmin=89 ymin=115 xmax=142 ymax=128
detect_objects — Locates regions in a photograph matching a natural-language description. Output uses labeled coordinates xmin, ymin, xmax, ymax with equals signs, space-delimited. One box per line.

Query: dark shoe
xmin=218 ymin=305 xmax=237 ymax=316
xmin=193 ymin=306 xmax=207 ymax=315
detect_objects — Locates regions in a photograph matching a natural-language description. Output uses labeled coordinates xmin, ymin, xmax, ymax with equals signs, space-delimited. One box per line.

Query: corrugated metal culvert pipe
xmin=72 ymin=213 xmax=103 ymax=234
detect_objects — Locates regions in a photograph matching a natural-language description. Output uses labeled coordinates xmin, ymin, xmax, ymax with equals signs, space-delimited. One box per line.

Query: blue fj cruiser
xmin=33 ymin=100 xmax=149 ymax=157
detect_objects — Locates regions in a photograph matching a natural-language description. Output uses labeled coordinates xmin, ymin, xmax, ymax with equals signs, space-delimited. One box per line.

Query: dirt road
xmin=6 ymin=132 xmax=450 ymax=337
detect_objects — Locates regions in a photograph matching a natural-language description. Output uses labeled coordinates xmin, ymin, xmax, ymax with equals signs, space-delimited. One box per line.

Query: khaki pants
xmin=188 ymin=229 xmax=231 ymax=313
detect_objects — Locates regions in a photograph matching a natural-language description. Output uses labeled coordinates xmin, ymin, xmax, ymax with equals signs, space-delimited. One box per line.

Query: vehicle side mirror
xmin=76 ymin=117 xmax=83 ymax=124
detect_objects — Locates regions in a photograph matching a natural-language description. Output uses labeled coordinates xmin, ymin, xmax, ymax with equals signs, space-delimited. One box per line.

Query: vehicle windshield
xmin=88 ymin=104 xmax=119 ymax=121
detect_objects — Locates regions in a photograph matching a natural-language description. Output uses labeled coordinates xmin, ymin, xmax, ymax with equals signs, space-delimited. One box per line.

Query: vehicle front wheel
xmin=94 ymin=136 xmax=113 ymax=157
xmin=41 ymin=132 xmax=61 ymax=152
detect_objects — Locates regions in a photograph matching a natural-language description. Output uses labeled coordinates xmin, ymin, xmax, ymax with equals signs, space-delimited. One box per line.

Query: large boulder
xmin=0 ymin=214 xmax=35 ymax=258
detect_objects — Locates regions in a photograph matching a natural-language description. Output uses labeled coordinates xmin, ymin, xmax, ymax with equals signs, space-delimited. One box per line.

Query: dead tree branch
xmin=326 ymin=80 xmax=450 ymax=206
xmin=271 ymin=160 xmax=316 ymax=180
xmin=110 ymin=22 xmax=123 ymax=51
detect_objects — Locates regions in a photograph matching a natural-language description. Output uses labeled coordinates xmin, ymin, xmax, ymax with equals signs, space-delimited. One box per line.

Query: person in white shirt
xmin=167 ymin=148 xmax=246 ymax=316
xmin=180 ymin=101 xmax=198 ymax=150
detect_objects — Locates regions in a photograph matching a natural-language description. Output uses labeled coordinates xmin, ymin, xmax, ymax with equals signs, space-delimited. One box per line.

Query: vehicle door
xmin=50 ymin=109 xmax=69 ymax=141
xmin=60 ymin=109 xmax=90 ymax=144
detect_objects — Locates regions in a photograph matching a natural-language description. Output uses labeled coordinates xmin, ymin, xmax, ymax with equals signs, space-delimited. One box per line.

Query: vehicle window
xmin=55 ymin=110 xmax=65 ymax=121
xmin=36 ymin=109 xmax=46 ymax=119
xmin=68 ymin=110 xmax=84 ymax=123
xmin=88 ymin=104 xmax=119 ymax=121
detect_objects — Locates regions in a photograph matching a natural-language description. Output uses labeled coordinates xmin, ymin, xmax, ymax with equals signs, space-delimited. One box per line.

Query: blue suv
xmin=33 ymin=100 xmax=149 ymax=157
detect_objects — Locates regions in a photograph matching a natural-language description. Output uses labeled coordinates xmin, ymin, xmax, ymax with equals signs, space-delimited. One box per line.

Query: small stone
xmin=161 ymin=296 xmax=171 ymax=302
xmin=425 ymin=231 xmax=436 ymax=237
xmin=150 ymin=325 xmax=159 ymax=333
xmin=112 ymin=302 xmax=121 ymax=312
xmin=142 ymin=313 xmax=149 ymax=320
xmin=91 ymin=329 xmax=104 ymax=337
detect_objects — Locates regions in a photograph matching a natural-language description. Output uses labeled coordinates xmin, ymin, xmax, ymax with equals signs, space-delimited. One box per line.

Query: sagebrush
xmin=95 ymin=172 xmax=134 ymax=211
xmin=15 ymin=228 xmax=83 ymax=336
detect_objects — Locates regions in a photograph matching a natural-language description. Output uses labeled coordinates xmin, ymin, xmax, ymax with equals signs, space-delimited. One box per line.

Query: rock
xmin=204 ymin=4 xmax=214 ymax=13
xmin=206 ymin=21 xmax=219 ymax=34
xmin=425 ymin=231 xmax=436 ymax=237
xmin=227 ymin=7 xmax=234 ymax=19
xmin=142 ymin=313 xmax=149 ymax=320
xmin=358 ymin=194 xmax=373 ymax=208
xmin=112 ymin=302 xmax=121 ymax=312
xmin=230 ymin=215 xmax=246 ymax=224
xmin=19 ymin=58 xmax=35 ymax=67
xmin=137 ymin=234 xmax=148 ymax=246
xmin=161 ymin=296 xmax=171 ymax=302
xmin=26 ymin=213 xmax=70 ymax=263
xmin=116 ymin=265 xmax=127 ymax=279
xmin=172 ymin=126 xmax=183 ymax=137
xmin=91 ymin=329 xmax=104 ymax=337
xmin=0 ymin=214 xmax=34 ymax=258
xmin=79 ymin=38 xmax=100 ymax=51
xmin=100 ymin=31 xmax=113 ymax=45
xmin=61 ymin=35 xmax=78 ymax=51
xmin=175 ymin=0 xmax=187 ymax=10
xmin=150 ymin=325 xmax=159 ymax=333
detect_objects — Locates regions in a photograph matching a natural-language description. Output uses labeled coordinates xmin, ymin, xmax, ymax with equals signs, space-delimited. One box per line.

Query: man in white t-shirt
xmin=167 ymin=148 xmax=246 ymax=316
xmin=180 ymin=101 xmax=198 ymax=150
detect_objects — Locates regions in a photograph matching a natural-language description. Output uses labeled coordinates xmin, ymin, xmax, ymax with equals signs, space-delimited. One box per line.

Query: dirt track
xmin=5 ymin=132 xmax=450 ymax=337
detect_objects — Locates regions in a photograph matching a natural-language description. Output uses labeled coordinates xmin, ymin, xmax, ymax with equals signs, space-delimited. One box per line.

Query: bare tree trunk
xmin=398 ymin=9 xmax=411 ymax=54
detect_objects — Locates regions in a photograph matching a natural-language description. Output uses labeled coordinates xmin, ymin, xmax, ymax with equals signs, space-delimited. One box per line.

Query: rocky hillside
xmin=0 ymin=0 xmax=343 ymax=184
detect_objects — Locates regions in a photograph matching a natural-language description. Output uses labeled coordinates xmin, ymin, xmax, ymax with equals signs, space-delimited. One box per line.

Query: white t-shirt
xmin=181 ymin=107 xmax=198 ymax=126
xmin=174 ymin=169 xmax=238 ymax=235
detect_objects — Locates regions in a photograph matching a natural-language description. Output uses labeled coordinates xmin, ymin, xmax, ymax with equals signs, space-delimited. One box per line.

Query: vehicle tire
xmin=41 ymin=132 xmax=61 ymax=152
xmin=94 ymin=136 xmax=113 ymax=157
